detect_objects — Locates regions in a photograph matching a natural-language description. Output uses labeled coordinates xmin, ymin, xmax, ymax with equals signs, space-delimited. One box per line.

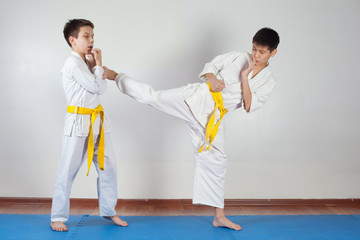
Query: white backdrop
xmin=0 ymin=0 xmax=359 ymax=200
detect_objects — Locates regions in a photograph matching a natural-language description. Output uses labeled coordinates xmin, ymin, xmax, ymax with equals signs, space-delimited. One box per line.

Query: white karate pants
xmin=116 ymin=76 xmax=227 ymax=208
xmin=51 ymin=128 xmax=118 ymax=222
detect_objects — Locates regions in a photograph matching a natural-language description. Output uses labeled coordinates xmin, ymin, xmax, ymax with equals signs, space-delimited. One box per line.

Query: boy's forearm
xmin=93 ymin=48 xmax=102 ymax=66
xmin=205 ymin=73 xmax=225 ymax=92
xmin=103 ymin=66 xmax=118 ymax=80
xmin=206 ymin=73 xmax=216 ymax=84
xmin=241 ymin=77 xmax=252 ymax=112
xmin=96 ymin=59 xmax=102 ymax=66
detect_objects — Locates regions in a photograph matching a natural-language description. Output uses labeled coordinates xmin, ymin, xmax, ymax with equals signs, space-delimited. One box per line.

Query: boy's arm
xmin=93 ymin=48 xmax=102 ymax=66
xmin=247 ymin=79 xmax=276 ymax=113
xmin=240 ymin=58 xmax=276 ymax=113
xmin=71 ymin=48 xmax=107 ymax=94
xmin=206 ymin=73 xmax=225 ymax=92
xmin=241 ymin=60 xmax=276 ymax=113
xmin=199 ymin=51 xmax=242 ymax=92
xmin=240 ymin=58 xmax=255 ymax=112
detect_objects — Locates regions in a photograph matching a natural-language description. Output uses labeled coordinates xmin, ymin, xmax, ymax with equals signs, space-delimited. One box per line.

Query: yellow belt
xmin=198 ymin=82 xmax=228 ymax=153
xmin=67 ymin=104 xmax=105 ymax=176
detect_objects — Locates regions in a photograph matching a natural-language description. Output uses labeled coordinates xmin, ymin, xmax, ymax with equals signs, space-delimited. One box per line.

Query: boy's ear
xmin=270 ymin=49 xmax=277 ymax=57
xmin=69 ymin=36 xmax=76 ymax=47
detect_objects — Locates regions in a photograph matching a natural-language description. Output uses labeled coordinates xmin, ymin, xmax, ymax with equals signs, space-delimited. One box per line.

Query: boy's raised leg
xmin=213 ymin=208 xmax=242 ymax=230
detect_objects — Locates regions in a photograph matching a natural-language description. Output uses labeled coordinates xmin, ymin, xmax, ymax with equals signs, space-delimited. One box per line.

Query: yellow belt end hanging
xmin=198 ymin=144 xmax=205 ymax=153
xmin=67 ymin=104 xmax=105 ymax=176
xmin=198 ymin=83 xmax=228 ymax=153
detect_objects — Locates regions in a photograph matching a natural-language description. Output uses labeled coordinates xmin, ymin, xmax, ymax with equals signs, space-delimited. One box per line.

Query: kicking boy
xmin=50 ymin=19 xmax=127 ymax=231
xmin=104 ymin=27 xmax=279 ymax=230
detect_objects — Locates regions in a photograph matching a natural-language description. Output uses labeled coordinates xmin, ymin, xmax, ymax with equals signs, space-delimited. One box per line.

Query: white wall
xmin=0 ymin=0 xmax=359 ymax=199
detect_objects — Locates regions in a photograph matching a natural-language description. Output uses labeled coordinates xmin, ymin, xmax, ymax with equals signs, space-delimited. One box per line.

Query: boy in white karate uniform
xmin=50 ymin=19 xmax=128 ymax=231
xmin=104 ymin=27 xmax=279 ymax=230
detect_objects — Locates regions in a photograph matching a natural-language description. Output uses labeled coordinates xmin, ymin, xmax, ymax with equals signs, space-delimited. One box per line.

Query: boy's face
xmin=69 ymin=26 xmax=94 ymax=55
xmin=252 ymin=43 xmax=277 ymax=67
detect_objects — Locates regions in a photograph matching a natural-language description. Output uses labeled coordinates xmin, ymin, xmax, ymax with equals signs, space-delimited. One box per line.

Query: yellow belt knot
xmin=198 ymin=82 xmax=228 ymax=153
xmin=67 ymin=104 xmax=105 ymax=176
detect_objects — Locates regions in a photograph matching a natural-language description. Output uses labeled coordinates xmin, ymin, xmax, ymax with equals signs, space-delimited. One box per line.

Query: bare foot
xmin=50 ymin=221 xmax=68 ymax=232
xmin=213 ymin=216 xmax=242 ymax=230
xmin=104 ymin=215 xmax=128 ymax=227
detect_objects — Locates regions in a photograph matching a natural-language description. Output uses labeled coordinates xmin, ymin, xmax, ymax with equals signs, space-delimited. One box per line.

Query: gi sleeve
xmin=248 ymin=78 xmax=276 ymax=113
xmin=71 ymin=64 xmax=107 ymax=95
xmin=199 ymin=51 xmax=242 ymax=81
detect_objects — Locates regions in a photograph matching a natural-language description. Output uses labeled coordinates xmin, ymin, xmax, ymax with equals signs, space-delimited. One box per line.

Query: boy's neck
xmin=255 ymin=62 xmax=268 ymax=70
xmin=252 ymin=62 xmax=268 ymax=79
xmin=72 ymin=49 xmax=86 ymax=62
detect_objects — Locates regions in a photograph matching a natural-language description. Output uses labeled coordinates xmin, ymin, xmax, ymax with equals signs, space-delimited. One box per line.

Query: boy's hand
xmin=86 ymin=53 xmax=96 ymax=68
xmin=240 ymin=57 xmax=255 ymax=80
xmin=207 ymin=73 xmax=225 ymax=92
xmin=93 ymin=48 xmax=102 ymax=66
xmin=103 ymin=66 xmax=118 ymax=80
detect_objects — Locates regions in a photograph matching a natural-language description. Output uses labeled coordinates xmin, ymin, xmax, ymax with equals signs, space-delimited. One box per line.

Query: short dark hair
xmin=63 ymin=19 xmax=94 ymax=47
xmin=252 ymin=28 xmax=280 ymax=52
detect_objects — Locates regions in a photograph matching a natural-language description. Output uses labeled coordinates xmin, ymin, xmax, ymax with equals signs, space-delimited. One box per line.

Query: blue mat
xmin=1 ymin=214 xmax=360 ymax=240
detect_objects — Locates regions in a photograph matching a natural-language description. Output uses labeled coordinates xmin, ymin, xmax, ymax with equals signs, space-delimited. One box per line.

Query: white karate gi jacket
xmin=61 ymin=51 xmax=112 ymax=137
xmin=185 ymin=51 xmax=276 ymax=128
